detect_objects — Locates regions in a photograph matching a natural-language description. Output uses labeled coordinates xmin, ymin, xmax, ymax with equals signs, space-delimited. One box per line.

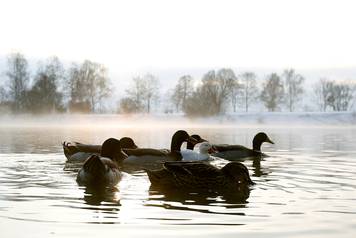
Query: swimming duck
xmin=76 ymin=138 xmax=127 ymax=187
xmin=63 ymin=137 xmax=137 ymax=163
xmin=146 ymin=161 xmax=254 ymax=190
xmin=122 ymin=130 xmax=198 ymax=167
xmin=212 ymin=132 xmax=274 ymax=160
xmin=181 ymin=142 xmax=217 ymax=161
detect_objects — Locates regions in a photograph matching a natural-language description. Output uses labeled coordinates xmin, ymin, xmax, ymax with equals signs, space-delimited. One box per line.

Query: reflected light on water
xmin=1 ymin=118 xmax=356 ymax=237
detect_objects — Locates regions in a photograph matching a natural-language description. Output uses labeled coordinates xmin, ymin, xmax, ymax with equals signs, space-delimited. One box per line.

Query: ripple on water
xmin=1 ymin=127 xmax=356 ymax=237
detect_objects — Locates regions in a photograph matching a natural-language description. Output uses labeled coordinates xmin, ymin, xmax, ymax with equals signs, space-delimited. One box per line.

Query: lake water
xmin=1 ymin=121 xmax=356 ymax=237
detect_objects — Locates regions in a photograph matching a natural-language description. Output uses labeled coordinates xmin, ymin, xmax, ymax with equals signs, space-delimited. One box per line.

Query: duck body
xmin=123 ymin=148 xmax=173 ymax=165
xmin=77 ymin=155 xmax=122 ymax=187
xmin=76 ymin=138 xmax=127 ymax=188
xmin=212 ymin=145 xmax=265 ymax=160
xmin=121 ymin=130 xmax=198 ymax=168
xmin=180 ymin=142 xmax=216 ymax=161
xmin=64 ymin=137 xmax=137 ymax=163
xmin=146 ymin=161 xmax=254 ymax=190
xmin=212 ymin=132 xmax=274 ymax=160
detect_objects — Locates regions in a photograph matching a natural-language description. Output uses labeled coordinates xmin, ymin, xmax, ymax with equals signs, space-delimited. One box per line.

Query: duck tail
xmin=63 ymin=141 xmax=79 ymax=158
xmin=83 ymin=155 xmax=106 ymax=177
xmin=145 ymin=169 xmax=163 ymax=186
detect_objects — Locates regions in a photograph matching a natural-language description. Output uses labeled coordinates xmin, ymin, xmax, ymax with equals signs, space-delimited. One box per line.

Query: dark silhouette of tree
xmin=183 ymin=68 xmax=237 ymax=116
xmin=119 ymin=97 xmax=139 ymax=113
xmin=26 ymin=73 xmax=64 ymax=113
xmin=26 ymin=56 xmax=65 ymax=113
xmin=260 ymin=73 xmax=284 ymax=112
xmin=68 ymin=60 xmax=111 ymax=113
xmin=313 ymin=79 xmax=355 ymax=111
xmin=240 ymin=72 xmax=258 ymax=112
xmin=283 ymin=69 xmax=305 ymax=112
xmin=125 ymin=74 xmax=159 ymax=113
xmin=171 ymin=75 xmax=194 ymax=112
xmin=313 ymin=78 xmax=332 ymax=112
xmin=5 ymin=52 xmax=29 ymax=112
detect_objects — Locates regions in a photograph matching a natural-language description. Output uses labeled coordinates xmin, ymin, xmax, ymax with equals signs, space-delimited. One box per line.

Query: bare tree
xmin=68 ymin=60 xmax=111 ymax=112
xmin=202 ymin=68 xmax=237 ymax=115
xmin=183 ymin=68 xmax=237 ymax=116
xmin=126 ymin=76 xmax=146 ymax=112
xmin=313 ymin=78 xmax=331 ymax=111
xmin=283 ymin=69 xmax=305 ymax=112
xmin=260 ymin=73 xmax=284 ymax=112
xmin=0 ymin=86 xmax=7 ymax=102
xmin=119 ymin=97 xmax=139 ymax=113
xmin=171 ymin=75 xmax=194 ymax=112
xmin=125 ymin=74 xmax=159 ymax=113
xmin=27 ymin=73 xmax=63 ymax=113
xmin=327 ymin=81 xmax=355 ymax=111
xmin=142 ymin=74 xmax=160 ymax=113
xmin=26 ymin=56 xmax=66 ymax=113
xmin=240 ymin=72 xmax=258 ymax=112
xmin=5 ymin=52 xmax=30 ymax=112
xmin=313 ymin=79 xmax=355 ymax=111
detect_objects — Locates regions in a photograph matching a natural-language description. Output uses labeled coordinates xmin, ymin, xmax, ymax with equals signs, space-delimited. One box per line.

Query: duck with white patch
xmin=122 ymin=130 xmax=198 ymax=168
xmin=181 ymin=142 xmax=217 ymax=161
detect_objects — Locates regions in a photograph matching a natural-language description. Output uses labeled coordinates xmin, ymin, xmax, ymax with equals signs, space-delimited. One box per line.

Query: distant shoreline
xmin=0 ymin=112 xmax=355 ymax=128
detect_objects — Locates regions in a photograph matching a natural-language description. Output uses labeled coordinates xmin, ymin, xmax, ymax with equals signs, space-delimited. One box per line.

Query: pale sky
xmin=0 ymin=0 xmax=356 ymax=73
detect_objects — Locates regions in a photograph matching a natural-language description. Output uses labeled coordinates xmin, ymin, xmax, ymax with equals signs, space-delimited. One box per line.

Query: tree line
xmin=0 ymin=52 xmax=111 ymax=113
xmin=0 ymin=52 xmax=355 ymax=116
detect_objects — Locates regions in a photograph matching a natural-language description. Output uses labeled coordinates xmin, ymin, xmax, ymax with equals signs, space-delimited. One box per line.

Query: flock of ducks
xmin=63 ymin=130 xmax=274 ymax=192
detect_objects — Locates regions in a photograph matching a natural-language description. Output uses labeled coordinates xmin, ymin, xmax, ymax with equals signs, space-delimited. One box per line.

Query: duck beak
xmin=265 ymin=137 xmax=274 ymax=144
xmin=186 ymin=136 xmax=199 ymax=145
xmin=198 ymin=138 xmax=207 ymax=143
xmin=208 ymin=147 xmax=217 ymax=154
xmin=132 ymin=144 xmax=138 ymax=149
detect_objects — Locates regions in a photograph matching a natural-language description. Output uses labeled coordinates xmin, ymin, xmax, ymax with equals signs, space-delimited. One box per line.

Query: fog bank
xmin=0 ymin=112 xmax=356 ymax=128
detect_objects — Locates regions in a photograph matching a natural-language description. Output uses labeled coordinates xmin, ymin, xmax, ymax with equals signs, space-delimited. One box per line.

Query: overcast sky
xmin=0 ymin=0 xmax=355 ymax=74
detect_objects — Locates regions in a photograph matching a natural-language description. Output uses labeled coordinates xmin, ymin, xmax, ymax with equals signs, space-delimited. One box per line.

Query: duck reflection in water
xmin=145 ymin=161 xmax=253 ymax=213
xmin=148 ymin=184 xmax=250 ymax=207
xmin=82 ymin=186 xmax=121 ymax=206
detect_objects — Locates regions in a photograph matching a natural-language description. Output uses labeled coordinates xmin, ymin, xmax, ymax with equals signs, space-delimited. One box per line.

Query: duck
xmin=181 ymin=142 xmax=217 ymax=161
xmin=186 ymin=134 xmax=207 ymax=150
xmin=146 ymin=161 xmax=254 ymax=190
xmin=122 ymin=130 xmax=198 ymax=167
xmin=63 ymin=137 xmax=137 ymax=163
xmin=212 ymin=132 xmax=274 ymax=160
xmin=76 ymin=138 xmax=127 ymax=188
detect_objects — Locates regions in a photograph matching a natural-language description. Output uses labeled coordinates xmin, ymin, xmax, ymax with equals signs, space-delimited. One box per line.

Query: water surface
xmin=1 ymin=124 xmax=356 ymax=237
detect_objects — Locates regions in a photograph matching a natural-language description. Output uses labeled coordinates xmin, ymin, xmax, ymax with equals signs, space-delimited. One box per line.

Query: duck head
xmin=221 ymin=162 xmax=254 ymax=185
xmin=171 ymin=130 xmax=198 ymax=151
xmin=198 ymin=142 xmax=217 ymax=154
xmin=101 ymin=138 xmax=127 ymax=163
xmin=187 ymin=134 xmax=207 ymax=150
xmin=119 ymin=137 xmax=138 ymax=149
xmin=252 ymin=132 xmax=274 ymax=152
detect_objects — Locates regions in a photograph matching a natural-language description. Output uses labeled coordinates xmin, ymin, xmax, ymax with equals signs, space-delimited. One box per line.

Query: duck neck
xmin=186 ymin=141 xmax=195 ymax=150
xmin=171 ymin=136 xmax=184 ymax=152
xmin=252 ymin=138 xmax=262 ymax=152
xmin=105 ymin=150 xmax=127 ymax=165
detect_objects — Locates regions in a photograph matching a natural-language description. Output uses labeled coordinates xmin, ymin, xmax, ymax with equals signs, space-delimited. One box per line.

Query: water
xmin=1 ymin=124 xmax=356 ymax=237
